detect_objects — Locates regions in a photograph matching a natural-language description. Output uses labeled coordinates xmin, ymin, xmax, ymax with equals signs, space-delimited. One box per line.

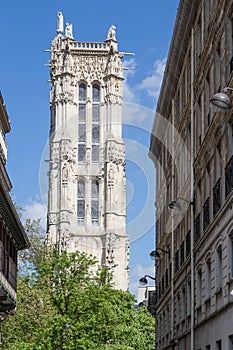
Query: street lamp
xmin=210 ymin=86 xmax=233 ymax=110
xmin=150 ymin=248 xmax=170 ymax=259
xmin=168 ymin=197 xmax=194 ymax=211
xmin=139 ymin=275 xmax=156 ymax=286
xmin=150 ymin=250 xmax=157 ymax=259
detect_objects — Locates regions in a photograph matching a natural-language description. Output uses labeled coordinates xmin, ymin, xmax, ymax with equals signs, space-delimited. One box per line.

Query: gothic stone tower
xmin=46 ymin=13 xmax=129 ymax=290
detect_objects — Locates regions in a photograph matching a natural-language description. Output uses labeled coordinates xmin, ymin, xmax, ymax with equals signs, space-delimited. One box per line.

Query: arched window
xmin=77 ymin=180 xmax=85 ymax=224
xmin=78 ymin=84 xmax=86 ymax=163
xmin=92 ymin=84 xmax=100 ymax=163
xmin=216 ymin=244 xmax=222 ymax=290
xmin=91 ymin=179 xmax=99 ymax=224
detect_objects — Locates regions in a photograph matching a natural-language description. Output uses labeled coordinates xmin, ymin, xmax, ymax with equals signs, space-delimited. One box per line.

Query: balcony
xmin=225 ymin=156 xmax=233 ymax=198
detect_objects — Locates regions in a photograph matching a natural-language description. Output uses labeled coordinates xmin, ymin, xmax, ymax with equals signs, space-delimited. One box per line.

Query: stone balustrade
xmin=71 ymin=42 xmax=108 ymax=50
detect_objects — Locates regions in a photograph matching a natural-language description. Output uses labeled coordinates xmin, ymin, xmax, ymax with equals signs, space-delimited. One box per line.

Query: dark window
xmin=186 ymin=231 xmax=191 ymax=257
xmin=78 ymin=144 xmax=85 ymax=163
xmin=91 ymin=180 xmax=99 ymax=224
xmin=203 ymin=197 xmax=210 ymax=231
xmin=213 ymin=178 xmax=221 ymax=216
xmin=180 ymin=241 xmax=184 ymax=265
xmin=216 ymin=340 xmax=222 ymax=350
xmin=175 ymin=250 xmax=179 ymax=272
xmin=194 ymin=213 xmax=201 ymax=242
xmin=77 ymin=180 xmax=85 ymax=224
xmin=92 ymin=104 xmax=100 ymax=122
xmin=93 ymin=84 xmax=100 ymax=102
xmin=79 ymin=84 xmax=86 ymax=101
xmin=92 ymin=84 xmax=100 ymax=163
xmin=225 ymin=155 xmax=233 ymax=198
xmin=92 ymin=145 xmax=99 ymax=163
xmin=78 ymin=84 xmax=87 ymax=163
xmin=92 ymin=125 xmax=99 ymax=143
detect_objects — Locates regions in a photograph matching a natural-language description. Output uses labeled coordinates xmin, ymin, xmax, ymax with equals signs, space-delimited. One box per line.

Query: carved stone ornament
xmin=57 ymin=12 xmax=64 ymax=34
xmin=106 ymin=25 xmax=117 ymax=41
xmin=75 ymin=56 xmax=108 ymax=82
xmin=59 ymin=211 xmax=70 ymax=222
xmin=48 ymin=213 xmax=57 ymax=225
xmin=106 ymin=141 xmax=125 ymax=163
xmin=65 ymin=23 xmax=74 ymax=39
xmin=60 ymin=139 xmax=71 ymax=161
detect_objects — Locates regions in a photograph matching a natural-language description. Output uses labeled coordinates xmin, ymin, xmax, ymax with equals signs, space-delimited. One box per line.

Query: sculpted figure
xmin=107 ymin=25 xmax=116 ymax=40
xmin=57 ymin=12 xmax=64 ymax=34
xmin=65 ymin=23 xmax=74 ymax=39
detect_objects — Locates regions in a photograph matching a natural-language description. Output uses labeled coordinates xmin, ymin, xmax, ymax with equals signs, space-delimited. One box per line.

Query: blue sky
xmin=0 ymin=0 xmax=179 ymax=296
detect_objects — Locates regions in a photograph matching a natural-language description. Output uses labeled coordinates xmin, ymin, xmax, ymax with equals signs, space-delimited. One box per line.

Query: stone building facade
xmin=46 ymin=13 xmax=129 ymax=291
xmin=0 ymin=92 xmax=29 ymax=317
xmin=150 ymin=0 xmax=233 ymax=349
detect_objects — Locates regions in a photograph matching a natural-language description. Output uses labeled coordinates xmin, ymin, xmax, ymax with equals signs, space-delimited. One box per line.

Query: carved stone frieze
xmin=105 ymin=140 xmax=125 ymax=164
xmin=59 ymin=210 xmax=70 ymax=223
xmin=74 ymin=55 xmax=108 ymax=82
xmin=60 ymin=139 xmax=71 ymax=160
xmin=51 ymin=142 xmax=60 ymax=162
xmin=48 ymin=213 xmax=58 ymax=225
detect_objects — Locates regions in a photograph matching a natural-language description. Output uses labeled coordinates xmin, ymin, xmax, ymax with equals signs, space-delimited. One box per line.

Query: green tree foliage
xmin=1 ymin=221 xmax=155 ymax=349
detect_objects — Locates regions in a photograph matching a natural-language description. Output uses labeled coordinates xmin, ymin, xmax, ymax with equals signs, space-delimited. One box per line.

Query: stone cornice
xmin=150 ymin=0 xmax=198 ymax=155
xmin=0 ymin=92 xmax=11 ymax=134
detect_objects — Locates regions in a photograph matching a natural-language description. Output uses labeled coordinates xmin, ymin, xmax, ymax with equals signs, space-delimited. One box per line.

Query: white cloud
xmin=138 ymin=58 xmax=166 ymax=99
xmin=123 ymin=58 xmax=138 ymax=104
xmin=131 ymin=263 xmax=155 ymax=279
xmin=23 ymin=199 xmax=47 ymax=229
xmin=129 ymin=263 xmax=155 ymax=297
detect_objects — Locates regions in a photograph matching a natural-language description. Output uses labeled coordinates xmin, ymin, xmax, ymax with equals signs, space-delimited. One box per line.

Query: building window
xmin=78 ymin=84 xmax=86 ymax=163
xmin=175 ymin=250 xmax=179 ymax=272
xmin=194 ymin=213 xmax=201 ymax=243
xmin=197 ymin=268 xmax=202 ymax=307
xmin=187 ymin=280 xmax=191 ymax=316
xmin=91 ymin=179 xmax=99 ymax=224
xmin=92 ymin=84 xmax=100 ymax=163
xmin=230 ymin=18 xmax=233 ymax=72
xmin=215 ymin=43 xmax=221 ymax=92
xmin=77 ymin=180 xmax=85 ymax=224
xmin=225 ymin=154 xmax=233 ymax=198
xmin=205 ymin=258 xmax=211 ymax=299
xmin=216 ymin=245 xmax=223 ymax=290
xmin=230 ymin=234 xmax=233 ymax=278
xmin=229 ymin=335 xmax=233 ymax=349
xmin=186 ymin=230 xmax=191 ymax=257
xmin=213 ymin=178 xmax=221 ymax=216
xmin=181 ymin=287 xmax=186 ymax=320
xmin=180 ymin=241 xmax=184 ymax=265
xmin=216 ymin=340 xmax=222 ymax=350
xmin=203 ymin=197 xmax=210 ymax=231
